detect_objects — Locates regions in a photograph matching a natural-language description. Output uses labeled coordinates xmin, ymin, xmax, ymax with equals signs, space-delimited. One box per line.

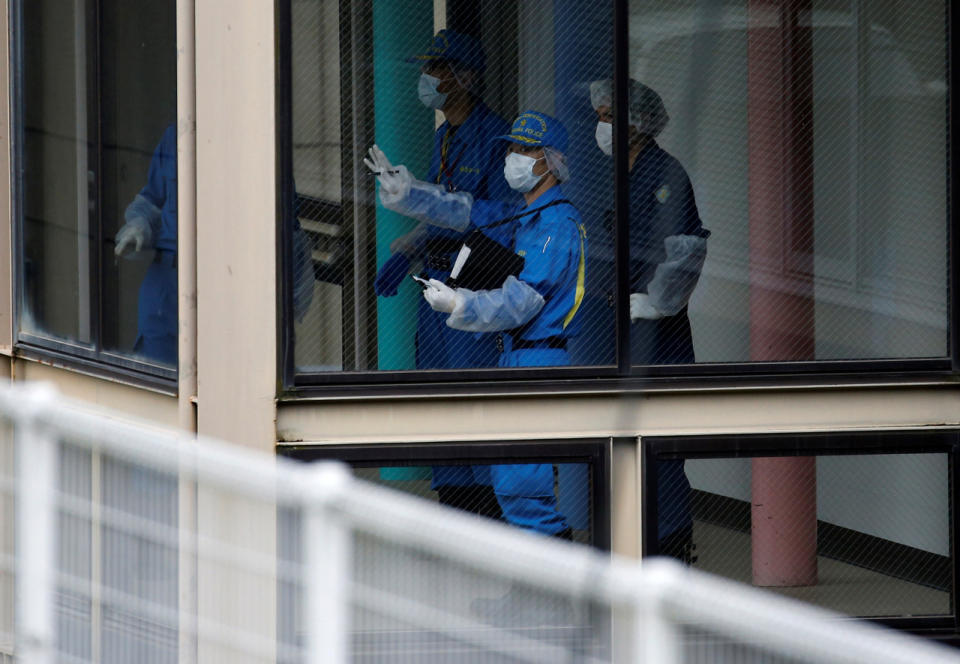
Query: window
xmin=279 ymin=440 xmax=610 ymax=548
xmin=281 ymin=1 xmax=615 ymax=382
xmin=278 ymin=439 xmax=609 ymax=648
xmin=280 ymin=0 xmax=951 ymax=386
xmin=644 ymin=431 xmax=956 ymax=626
xmin=14 ymin=1 xmax=178 ymax=380
xmin=628 ymin=1 xmax=949 ymax=365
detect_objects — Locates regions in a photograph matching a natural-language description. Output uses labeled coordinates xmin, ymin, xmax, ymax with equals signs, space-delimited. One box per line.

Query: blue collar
xmin=515 ymin=185 xmax=566 ymax=225
xmin=440 ymin=101 xmax=489 ymax=143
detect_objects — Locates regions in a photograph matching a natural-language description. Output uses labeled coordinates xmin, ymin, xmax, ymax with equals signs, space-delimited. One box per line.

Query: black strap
xmin=481 ymin=198 xmax=575 ymax=231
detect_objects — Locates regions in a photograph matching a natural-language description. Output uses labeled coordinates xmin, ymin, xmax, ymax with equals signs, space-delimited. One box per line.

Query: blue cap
xmin=406 ymin=29 xmax=486 ymax=73
xmin=495 ymin=111 xmax=569 ymax=153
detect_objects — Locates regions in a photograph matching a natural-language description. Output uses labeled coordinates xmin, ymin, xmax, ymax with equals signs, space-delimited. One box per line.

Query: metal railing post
xmin=635 ymin=563 xmax=681 ymax=664
xmin=14 ymin=385 xmax=57 ymax=664
xmin=303 ymin=463 xmax=352 ymax=664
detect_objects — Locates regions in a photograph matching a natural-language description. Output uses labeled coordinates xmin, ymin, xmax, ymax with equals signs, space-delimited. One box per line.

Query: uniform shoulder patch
xmin=655 ymin=185 xmax=670 ymax=204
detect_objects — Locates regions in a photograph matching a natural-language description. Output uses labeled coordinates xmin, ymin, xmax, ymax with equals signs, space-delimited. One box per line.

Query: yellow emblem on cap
xmin=655 ymin=185 xmax=670 ymax=204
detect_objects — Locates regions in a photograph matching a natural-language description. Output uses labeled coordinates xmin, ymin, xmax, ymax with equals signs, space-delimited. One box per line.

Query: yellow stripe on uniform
xmin=563 ymin=222 xmax=587 ymax=330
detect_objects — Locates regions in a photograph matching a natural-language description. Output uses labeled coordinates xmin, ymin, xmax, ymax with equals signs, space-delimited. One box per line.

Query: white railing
xmin=0 ymin=382 xmax=958 ymax=663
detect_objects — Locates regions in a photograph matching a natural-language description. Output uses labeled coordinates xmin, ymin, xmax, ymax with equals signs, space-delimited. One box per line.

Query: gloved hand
xmin=374 ymin=253 xmax=411 ymax=297
xmin=630 ymin=292 xmax=663 ymax=321
xmin=363 ymin=145 xmax=413 ymax=202
xmin=114 ymin=217 xmax=153 ymax=257
xmin=422 ymin=278 xmax=465 ymax=314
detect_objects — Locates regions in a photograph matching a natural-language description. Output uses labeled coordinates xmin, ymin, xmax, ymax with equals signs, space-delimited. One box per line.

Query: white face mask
xmin=503 ymin=152 xmax=545 ymax=193
xmin=595 ymin=121 xmax=613 ymax=156
xmin=418 ymin=73 xmax=448 ymax=110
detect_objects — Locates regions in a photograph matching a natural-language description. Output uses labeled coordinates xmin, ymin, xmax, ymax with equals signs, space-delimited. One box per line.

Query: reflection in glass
xmin=112 ymin=126 xmax=178 ymax=366
xmin=20 ymin=0 xmax=177 ymax=370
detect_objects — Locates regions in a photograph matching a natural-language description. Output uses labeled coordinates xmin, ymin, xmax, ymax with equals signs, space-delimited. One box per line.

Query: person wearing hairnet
xmin=591 ymin=78 xmax=709 ymax=564
xmin=367 ymin=109 xmax=585 ymax=625
xmin=373 ymin=29 xmax=514 ymax=521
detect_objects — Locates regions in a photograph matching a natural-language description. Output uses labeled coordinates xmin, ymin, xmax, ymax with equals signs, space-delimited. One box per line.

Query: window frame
xmin=277 ymin=0 xmax=957 ymax=395
xmin=9 ymin=0 xmax=179 ymax=389
xmin=643 ymin=429 xmax=960 ymax=638
xmin=277 ymin=438 xmax=612 ymax=552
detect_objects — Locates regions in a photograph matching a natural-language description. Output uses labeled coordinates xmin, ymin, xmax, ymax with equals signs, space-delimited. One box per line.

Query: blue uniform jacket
xmin=629 ymin=140 xmax=708 ymax=366
xmin=471 ymin=186 xmax=587 ymax=341
xmin=139 ymin=125 xmax=178 ymax=253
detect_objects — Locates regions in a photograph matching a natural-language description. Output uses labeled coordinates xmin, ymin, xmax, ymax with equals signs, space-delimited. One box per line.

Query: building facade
xmin=2 ymin=0 xmax=958 ymax=646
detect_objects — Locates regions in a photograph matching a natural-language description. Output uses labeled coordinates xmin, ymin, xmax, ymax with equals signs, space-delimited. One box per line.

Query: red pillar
xmin=747 ymin=0 xmax=818 ymax=587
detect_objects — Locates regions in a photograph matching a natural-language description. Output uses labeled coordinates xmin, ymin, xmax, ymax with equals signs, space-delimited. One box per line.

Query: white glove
xmin=630 ymin=292 xmax=663 ymax=321
xmin=363 ymin=144 xmax=413 ymax=201
xmin=114 ymin=217 xmax=153 ymax=257
xmin=422 ymin=278 xmax=465 ymax=314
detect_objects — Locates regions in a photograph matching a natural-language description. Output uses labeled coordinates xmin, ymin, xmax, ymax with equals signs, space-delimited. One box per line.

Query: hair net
xmin=589 ymin=78 xmax=669 ymax=137
xmin=543 ymin=147 xmax=570 ymax=183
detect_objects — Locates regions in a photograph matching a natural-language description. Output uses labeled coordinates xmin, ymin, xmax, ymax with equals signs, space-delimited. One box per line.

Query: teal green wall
xmin=373 ymin=1 xmax=434 ymax=370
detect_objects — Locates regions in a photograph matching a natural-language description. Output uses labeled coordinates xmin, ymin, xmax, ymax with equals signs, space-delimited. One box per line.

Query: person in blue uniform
xmin=114 ymin=124 xmax=179 ymax=366
xmin=592 ymin=78 xmax=710 ymax=563
xmin=372 ymin=30 xmax=513 ymax=519
xmin=115 ymin=125 xmax=314 ymax=367
xmin=366 ymin=111 xmax=585 ymax=542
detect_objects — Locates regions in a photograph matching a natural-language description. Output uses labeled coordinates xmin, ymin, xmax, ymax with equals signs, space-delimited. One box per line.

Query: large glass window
xmin=15 ymin=1 xmax=178 ymax=378
xmin=282 ymin=0 xmax=950 ymax=384
xmin=284 ymin=1 xmax=615 ymax=378
xmin=279 ymin=440 xmax=609 ymax=645
xmin=627 ymin=0 xmax=948 ymax=365
xmin=645 ymin=432 xmax=955 ymax=623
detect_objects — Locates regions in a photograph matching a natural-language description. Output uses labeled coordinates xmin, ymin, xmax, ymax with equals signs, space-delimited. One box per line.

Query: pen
xmin=368 ymin=170 xmax=400 ymax=176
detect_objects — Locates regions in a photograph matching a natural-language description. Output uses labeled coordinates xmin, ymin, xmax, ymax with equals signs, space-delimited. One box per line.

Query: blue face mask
xmin=418 ymin=74 xmax=448 ymax=110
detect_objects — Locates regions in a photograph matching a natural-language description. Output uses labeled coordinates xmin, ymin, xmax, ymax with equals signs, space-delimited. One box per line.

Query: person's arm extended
xmin=422 ymin=276 xmax=544 ymax=333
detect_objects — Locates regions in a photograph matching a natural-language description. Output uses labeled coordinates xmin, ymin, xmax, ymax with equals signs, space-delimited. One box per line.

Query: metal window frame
xmin=277 ymin=0 xmax=957 ymax=396
xmin=642 ymin=429 xmax=960 ymax=638
xmin=8 ymin=0 xmax=179 ymax=390
xmin=277 ymin=438 xmax=612 ymax=552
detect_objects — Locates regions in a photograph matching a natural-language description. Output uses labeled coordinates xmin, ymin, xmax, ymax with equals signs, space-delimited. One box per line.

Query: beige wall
xmin=275 ymin=384 xmax=960 ymax=558
xmin=275 ymin=386 xmax=960 ymax=444
xmin=195 ymin=1 xmax=277 ymax=452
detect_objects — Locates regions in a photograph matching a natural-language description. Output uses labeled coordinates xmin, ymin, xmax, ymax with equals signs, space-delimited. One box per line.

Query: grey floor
xmin=692 ymin=521 xmax=950 ymax=618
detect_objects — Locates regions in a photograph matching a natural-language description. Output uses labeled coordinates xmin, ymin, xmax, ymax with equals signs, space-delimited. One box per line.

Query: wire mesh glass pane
xmin=658 ymin=453 xmax=951 ymax=618
xmin=627 ymin=0 xmax=948 ymax=365
xmin=357 ymin=461 xmax=596 ymax=545
xmin=288 ymin=0 xmax=614 ymax=373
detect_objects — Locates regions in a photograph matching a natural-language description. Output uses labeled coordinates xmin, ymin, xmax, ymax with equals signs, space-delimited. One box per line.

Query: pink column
xmin=747 ymin=0 xmax=818 ymax=587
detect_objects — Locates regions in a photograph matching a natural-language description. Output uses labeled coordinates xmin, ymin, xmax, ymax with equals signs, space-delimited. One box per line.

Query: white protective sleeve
xmin=645 ymin=234 xmax=708 ymax=316
xmin=124 ymin=194 xmax=161 ymax=246
xmin=445 ymin=275 xmax=545 ymax=333
xmin=380 ymin=177 xmax=474 ymax=232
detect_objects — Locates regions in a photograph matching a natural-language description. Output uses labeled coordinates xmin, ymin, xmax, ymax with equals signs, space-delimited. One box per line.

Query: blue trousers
xmin=133 ymin=262 xmax=177 ymax=366
xmin=489 ymin=346 xmax=573 ymax=535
